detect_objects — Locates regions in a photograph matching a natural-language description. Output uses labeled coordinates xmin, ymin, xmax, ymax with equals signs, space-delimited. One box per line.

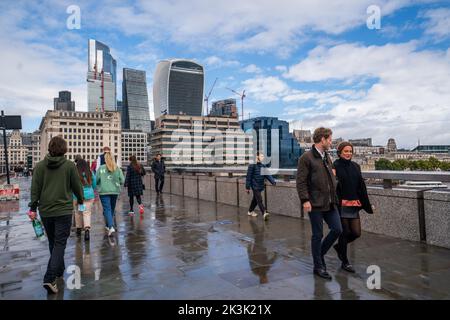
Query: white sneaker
xmin=128 ymin=211 xmax=135 ymax=216
xmin=263 ymin=212 xmax=270 ymax=221
xmin=247 ymin=211 xmax=254 ymax=216
xmin=248 ymin=211 xmax=258 ymax=217
xmin=105 ymin=226 xmax=110 ymax=232
xmin=108 ymin=227 xmax=115 ymax=237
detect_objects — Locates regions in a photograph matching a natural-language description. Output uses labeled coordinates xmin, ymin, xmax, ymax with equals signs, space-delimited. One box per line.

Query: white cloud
xmin=96 ymin=0 xmax=422 ymax=56
xmin=421 ymin=8 xmax=450 ymax=41
xmin=203 ymin=56 xmax=240 ymax=69
xmin=284 ymin=41 xmax=450 ymax=148
xmin=242 ymin=64 xmax=263 ymax=74
xmin=242 ymin=76 xmax=290 ymax=102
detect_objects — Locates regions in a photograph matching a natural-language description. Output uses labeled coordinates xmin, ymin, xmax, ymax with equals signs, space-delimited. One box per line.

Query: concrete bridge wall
xmin=147 ymin=172 xmax=450 ymax=249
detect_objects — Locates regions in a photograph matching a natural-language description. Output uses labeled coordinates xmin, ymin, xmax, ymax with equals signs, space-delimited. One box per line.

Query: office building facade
xmin=151 ymin=115 xmax=252 ymax=167
xmin=87 ymin=39 xmax=117 ymax=112
xmin=122 ymin=68 xmax=152 ymax=133
xmin=241 ymin=117 xmax=302 ymax=168
xmin=153 ymin=60 xmax=204 ymax=118
xmin=209 ymin=99 xmax=238 ymax=118
xmin=39 ymin=110 xmax=121 ymax=165
xmin=121 ymin=129 xmax=148 ymax=166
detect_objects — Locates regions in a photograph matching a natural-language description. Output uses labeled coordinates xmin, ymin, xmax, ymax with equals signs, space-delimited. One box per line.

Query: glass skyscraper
xmin=241 ymin=117 xmax=302 ymax=168
xmin=153 ymin=59 xmax=204 ymax=118
xmin=87 ymin=39 xmax=117 ymax=112
xmin=122 ymin=68 xmax=151 ymax=133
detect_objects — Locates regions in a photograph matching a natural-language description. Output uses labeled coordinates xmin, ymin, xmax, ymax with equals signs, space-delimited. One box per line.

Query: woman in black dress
xmin=124 ymin=155 xmax=146 ymax=216
xmin=333 ymin=141 xmax=374 ymax=273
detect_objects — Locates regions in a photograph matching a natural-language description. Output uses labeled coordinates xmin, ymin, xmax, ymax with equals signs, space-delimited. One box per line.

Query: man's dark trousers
xmin=308 ymin=207 xmax=342 ymax=270
xmin=41 ymin=214 xmax=73 ymax=283
xmin=155 ymin=175 xmax=165 ymax=193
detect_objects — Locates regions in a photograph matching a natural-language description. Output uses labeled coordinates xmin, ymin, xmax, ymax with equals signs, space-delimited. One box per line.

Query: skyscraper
xmin=53 ymin=91 xmax=75 ymax=111
xmin=87 ymin=39 xmax=117 ymax=112
xmin=153 ymin=59 xmax=204 ymax=118
xmin=122 ymin=68 xmax=151 ymax=133
xmin=241 ymin=117 xmax=302 ymax=168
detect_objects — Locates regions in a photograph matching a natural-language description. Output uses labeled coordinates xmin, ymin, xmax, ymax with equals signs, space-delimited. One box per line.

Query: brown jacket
xmin=296 ymin=146 xmax=338 ymax=212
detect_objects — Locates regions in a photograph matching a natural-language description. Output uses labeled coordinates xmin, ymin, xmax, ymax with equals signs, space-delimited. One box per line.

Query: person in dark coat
xmin=245 ymin=152 xmax=276 ymax=221
xmin=296 ymin=127 xmax=342 ymax=280
xmin=333 ymin=141 xmax=374 ymax=273
xmin=125 ymin=155 xmax=146 ymax=216
xmin=151 ymin=154 xmax=165 ymax=194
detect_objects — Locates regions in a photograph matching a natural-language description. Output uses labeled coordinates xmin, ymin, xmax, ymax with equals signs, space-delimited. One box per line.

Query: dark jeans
xmin=99 ymin=195 xmax=118 ymax=228
xmin=41 ymin=214 xmax=73 ymax=283
xmin=308 ymin=207 xmax=343 ymax=270
xmin=249 ymin=189 xmax=266 ymax=213
xmin=155 ymin=176 xmax=165 ymax=192
xmin=129 ymin=195 xmax=142 ymax=211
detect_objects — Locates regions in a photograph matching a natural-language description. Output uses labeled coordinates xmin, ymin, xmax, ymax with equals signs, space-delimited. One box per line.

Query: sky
xmin=0 ymin=0 xmax=449 ymax=149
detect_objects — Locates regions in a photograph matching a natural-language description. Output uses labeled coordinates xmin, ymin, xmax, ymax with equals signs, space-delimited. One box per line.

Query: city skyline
xmin=0 ymin=1 xmax=449 ymax=148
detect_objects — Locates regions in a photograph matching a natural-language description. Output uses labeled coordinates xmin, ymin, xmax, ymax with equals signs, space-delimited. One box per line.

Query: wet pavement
xmin=1 ymin=177 xmax=450 ymax=300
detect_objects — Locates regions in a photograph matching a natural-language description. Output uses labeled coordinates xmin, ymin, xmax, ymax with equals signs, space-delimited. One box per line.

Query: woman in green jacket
xmin=96 ymin=151 xmax=124 ymax=236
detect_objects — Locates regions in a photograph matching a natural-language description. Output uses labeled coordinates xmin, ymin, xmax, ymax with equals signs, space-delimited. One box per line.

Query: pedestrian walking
xmin=333 ymin=141 xmax=375 ymax=273
xmin=296 ymin=127 xmax=343 ymax=280
xmin=151 ymin=154 xmax=165 ymax=194
xmin=125 ymin=155 xmax=146 ymax=216
xmin=73 ymin=157 xmax=96 ymax=241
xmin=245 ymin=152 xmax=276 ymax=221
xmin=96 ymin=151 xmax=124 ymax=237
xmin=28 ymin=136 xmax=84 ymax=294
xmin=95 ymin=146 xmax=111 ymax=172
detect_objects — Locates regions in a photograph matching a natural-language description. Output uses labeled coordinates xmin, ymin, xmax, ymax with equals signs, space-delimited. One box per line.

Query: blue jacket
xmin=73 ymin=172 xmax=96 ymax=201
xmin=245 ymin=162 xmax=276 ymax=191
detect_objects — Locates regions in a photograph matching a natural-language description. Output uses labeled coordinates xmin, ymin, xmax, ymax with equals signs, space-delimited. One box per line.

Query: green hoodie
xmin=29 ymin=155 xmax=84 ymax=218
xmin=96 ymin=164 xmax=125 ymax=195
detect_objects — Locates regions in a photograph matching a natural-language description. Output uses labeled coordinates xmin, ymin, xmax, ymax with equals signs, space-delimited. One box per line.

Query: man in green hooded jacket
xmin=29 ymin=136 xmax=84 ymax=294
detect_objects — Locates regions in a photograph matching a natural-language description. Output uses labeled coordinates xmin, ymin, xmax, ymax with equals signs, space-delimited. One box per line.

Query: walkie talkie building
xmin=153 ymin=59 xmax=204 ymax=118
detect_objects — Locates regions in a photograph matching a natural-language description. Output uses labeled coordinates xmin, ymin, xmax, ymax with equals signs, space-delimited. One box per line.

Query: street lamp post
xmin=1 ymin=111 xmax=11 ymax=184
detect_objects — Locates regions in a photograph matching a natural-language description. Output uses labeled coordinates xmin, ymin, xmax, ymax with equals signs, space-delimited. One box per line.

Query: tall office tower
xmin=122 ymin=68 xmax=152 ymax=133
xmin=209 ymin=99 xmax=238 ymax=118
xmin=116 ymin=100 xmax=127 ymax=129
xmin=54 ymin=91 xmax=75 ymax=111
xmin=87 ymin=39 xmax=117 ymax=112
xmin=153 ymin=59 xmax=204 ymax=118
xmin=241 ymin=117 xmax=302 ymax=168
xmin=387 ymin=138 xmax=398 ymax=153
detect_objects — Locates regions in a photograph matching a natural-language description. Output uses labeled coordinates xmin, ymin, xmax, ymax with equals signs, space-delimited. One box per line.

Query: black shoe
xmin=314 ymin=268 xmax=332 ymax=280
xmin=333 ymin=244 xmax=344 ymax=262
xmin=76 ymin=228 xmax=82 ymax=236
xmin=341 ymin=263 xmax=356 ymax=273
xmin=84 ymin=229 xmax=90 ymax=241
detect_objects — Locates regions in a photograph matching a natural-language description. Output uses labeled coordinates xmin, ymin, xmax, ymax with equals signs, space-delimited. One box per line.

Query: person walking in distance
xmin=95 ymin=146 xmax=111 ymax=172
xmin=333 ymin=141 xmax=374 ymax=273
xmin=125 ymin=155 xmax=146 ymax=216
xmin=73 ymin=157 xmax=96 ymax=241
xmin=296 ymin=127 xmax=342 ymax=280
xmin=151 ymin=154 xmax=165 ymax=195
xmin=96 ymin=151 xmax=124 ymax=236
xmin=245 ymin=152 xmax=276 ymax=221
xmin=28 ymin=136 xmax=84 ymax=294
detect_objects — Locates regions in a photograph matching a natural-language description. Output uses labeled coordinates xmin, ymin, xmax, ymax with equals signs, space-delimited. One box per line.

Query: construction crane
xmin=226 ymin=87 xmax=246 ymax=121
xmin=204 ymin=77 xmax=218 ymax=116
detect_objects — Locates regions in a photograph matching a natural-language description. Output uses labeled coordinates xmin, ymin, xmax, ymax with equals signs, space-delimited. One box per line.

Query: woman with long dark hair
xmin=125 ymin=155 xmax=146 ymax=216
xmin=73 ymin=157 xmax=96 ymax=241
xmin=333 ymin=141 xmax=374 ymax=273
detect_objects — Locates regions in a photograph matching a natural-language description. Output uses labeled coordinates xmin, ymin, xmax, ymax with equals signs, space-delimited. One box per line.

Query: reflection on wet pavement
xmin=1 ymin=177 xmax=450 ymax=300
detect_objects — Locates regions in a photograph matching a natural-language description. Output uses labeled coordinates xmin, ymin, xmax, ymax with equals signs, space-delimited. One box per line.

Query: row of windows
xmin=60 ymin=128 xmax=105 ymax=134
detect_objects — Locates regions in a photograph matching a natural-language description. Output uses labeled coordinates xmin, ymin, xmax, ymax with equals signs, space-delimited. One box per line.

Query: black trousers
xmin=129 ymin=195 xmax=142 ymax=211
xmin=155 ymin=176 xmax=165 ymax=192
xmin=249 ymin=189 xmax=266 ymax=213
xmin=41 ymin=214 xmax=73 ymax=283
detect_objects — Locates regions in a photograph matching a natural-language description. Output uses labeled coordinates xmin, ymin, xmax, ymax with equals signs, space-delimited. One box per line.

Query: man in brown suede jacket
xmin=296 ymin=127 xmax=342 ymax=280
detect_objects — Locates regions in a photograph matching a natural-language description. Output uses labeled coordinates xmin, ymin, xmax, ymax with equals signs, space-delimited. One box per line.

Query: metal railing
xmin=156 ymin=166 xmax=450 ymax=189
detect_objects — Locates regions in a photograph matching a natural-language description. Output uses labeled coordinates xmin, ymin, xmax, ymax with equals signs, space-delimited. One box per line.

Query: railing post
xmin=417 ymin=189 xmax=428 ymax=242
